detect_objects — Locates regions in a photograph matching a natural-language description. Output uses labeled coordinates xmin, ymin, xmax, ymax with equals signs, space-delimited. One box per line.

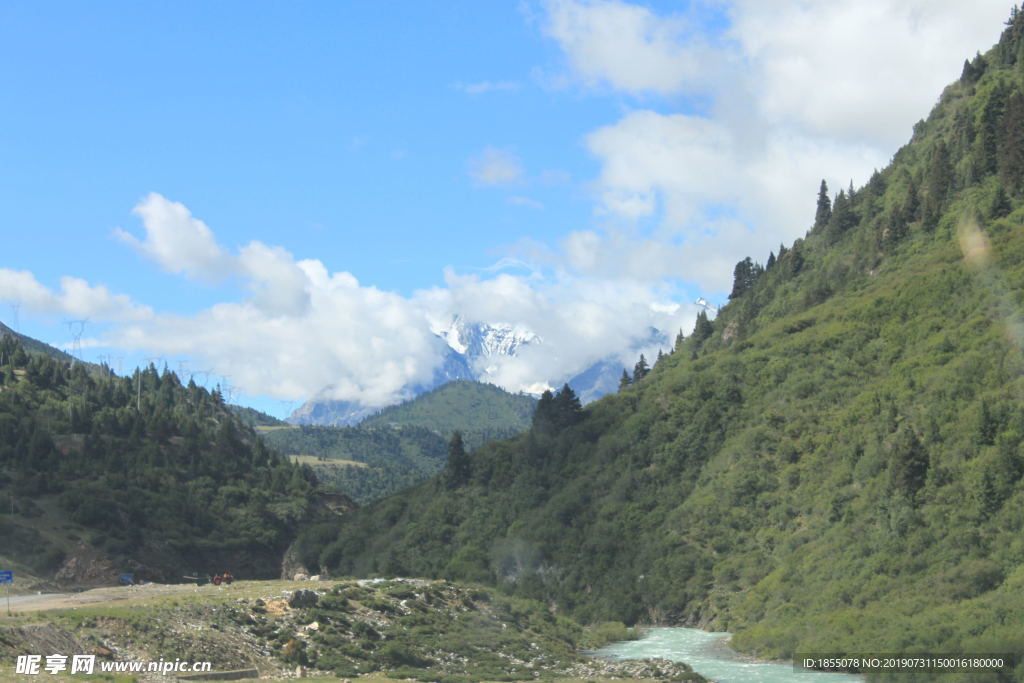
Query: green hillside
xmin=254 ymin=380 xmax=536 ymax=504
xmin=230 ymin=403 xmax=288 ymax=427
xmin=306 ymin=11 xmax=1024 ymax=677
xmin=0 ymin=320 xmax=113 ymax=378
xmin=259 ymin=424 xmax=449 ymax=504
xmin=360 ymin=379 xmax=537 ymax=450
xmin=0 ymin=333 xmax=318 ymax=585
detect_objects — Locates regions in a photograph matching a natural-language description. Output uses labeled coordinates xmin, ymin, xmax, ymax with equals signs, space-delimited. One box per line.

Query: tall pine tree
xmin=692 ymin=310 xmax=713 ymax=344
xmin=444 ymin=431 xmax=471 ymax=489
xmin=633 ymin=355 xmax=650 ymax=382
xmin=813 ymin=179 xmax=832 ymax=231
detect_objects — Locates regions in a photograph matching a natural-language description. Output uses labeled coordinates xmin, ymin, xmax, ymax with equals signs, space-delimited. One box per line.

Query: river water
xmin=591 ymin=627 xmax=864 ymax=682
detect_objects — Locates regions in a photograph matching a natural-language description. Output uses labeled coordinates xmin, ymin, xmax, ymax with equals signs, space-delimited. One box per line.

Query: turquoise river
xmin=591 ymin=627 xmax=864 ymax=682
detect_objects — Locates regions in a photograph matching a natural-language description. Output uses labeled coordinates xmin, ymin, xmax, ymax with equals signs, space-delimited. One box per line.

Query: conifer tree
xmin=532 ymin=387 xmax=582 ymax=433
xmin=632 ymin=355 xmax=649 ymax=382
xmin=444 ymin=431 xmax=471 ymax=489
xmin=898 ymin=170 xmax=921 ymax=225
xmin=889 ymin=427 xmax=929 ymax=499
xmin=998 ymin=91 xmax=1024 ymax=193
xmin=976 ymin=84 xmax=1010 ymax=178
xmin=960 ymin=52 xmax=987 ymax=84
xmin=552 ymin=384 xmax=583 ymax=426
xmin=922 ymin=141 xmax=953 ymax=229
xmin=788 ymin=245 xmax=805 ymax=277
xmin=975 ymin=400 xmax=999 ymax=446
xmin=989 ymin=185 xmax=1012 ymax=219
xmin=619 ymin=369 xmax=631 ymax=391
xmin=692 ymin=310 xmax=713 ymax=345
xmin=813 ymin=179 xmax=832 ymax=231
xmin=826 ymin=189 xmax=857 ymax=242
xmin=729 ymin=257 xmax=762 ymax=299
xmin=532 ymin=390 xmax=554 ymax=431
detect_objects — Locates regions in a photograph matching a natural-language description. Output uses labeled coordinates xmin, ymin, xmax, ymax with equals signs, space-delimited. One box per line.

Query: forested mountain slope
xmin=259 ymin=424 xmax=449 ymax=504
xmin=254 ymin=381 xmax=535 ymax=503
xmin=0 ymin=334 xmax=318 ymax=585
xmin=308 ymin=10 xmax=1024 ymax=672
xmin=359 ymin=380 xmax=537 ymax=450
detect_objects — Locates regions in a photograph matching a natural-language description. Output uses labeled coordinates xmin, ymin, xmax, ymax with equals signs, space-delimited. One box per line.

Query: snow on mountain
xmin=432 ymin=315 xmax=539 ymax=360
xmin=288 ymin=315 xmax=667 ymax=426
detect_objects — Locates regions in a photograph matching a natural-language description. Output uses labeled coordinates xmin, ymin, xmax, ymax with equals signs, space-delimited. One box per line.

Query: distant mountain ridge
xmin=360 ymin=379 xmax=536 ymax=450
xmin=257 ymin=379 xmax=537 ymax=503
xmin=289 ymin=316 xmax=667 ymax=426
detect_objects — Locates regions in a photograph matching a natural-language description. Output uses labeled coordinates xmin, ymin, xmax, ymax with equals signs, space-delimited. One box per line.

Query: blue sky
xmin=0 ymin=0 xmax=1013 ymax=415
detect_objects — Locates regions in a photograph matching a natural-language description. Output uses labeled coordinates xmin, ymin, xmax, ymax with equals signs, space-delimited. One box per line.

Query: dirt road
xmin=9 ymin=582 xmax=227 ymax=613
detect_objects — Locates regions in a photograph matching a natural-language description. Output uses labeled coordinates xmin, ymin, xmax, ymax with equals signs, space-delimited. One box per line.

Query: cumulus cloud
xmin=418 ymin=268 xmax=691 ymax=393
xmin=541 ymin=0 xmax=713 ymax=95
xmin=9 ymin=2 xmax=1011 ymax=410
xmin=538 ymin=0 xmax=1009 ymax=280
xmin=110 ymin=266 xmax=445 ymax=408
xmin=730 ymin=0 xmax=1010 ymax=147
xmin=585 ymin=110 xmax=885 ymax=259
xmin=469 ymin=147 xmax=524 ymax=186
xmin=561 ymin=228 xmax=741 ymax=291
xmin=5 ymin=195 xmax=692 ymax=406
xmin=115 ymin=193 xmax=235 ymax=281
xmin=0 ymin=269 xmax=152 ymax=321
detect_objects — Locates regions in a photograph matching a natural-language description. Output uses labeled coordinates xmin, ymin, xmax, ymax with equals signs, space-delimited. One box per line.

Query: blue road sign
xmin=0 ymin=571 xmax=12 ymax=583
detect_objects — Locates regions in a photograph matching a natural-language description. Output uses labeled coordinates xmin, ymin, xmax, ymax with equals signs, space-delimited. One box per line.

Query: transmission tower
xmin=220 ymin=376 xmax=236 ymax=404
xmin=279 ymin=399 xmax=300 ymax=419
xmin=64 ymin=319 xmax=88 ymax=362
xmin=192 ymin=368 xmax=213 ymax=387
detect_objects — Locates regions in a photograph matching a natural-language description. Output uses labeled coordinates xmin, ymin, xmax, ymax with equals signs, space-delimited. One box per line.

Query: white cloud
xmin=539 ymin=0 xmax=1010 ymax=283
xmin=110 ymin=262 xmax=447 ymax=408
xmin=8 ymin=2 xmax=1013 ymax=411
xmin=3 ymin=192 xmax=695 ymax=406
xmin=560 ymin=226 xmax=743 ymax=292
xmin=729 ymin=0 xmax=1011 ymax=147
xmin=418 ymin=267 xmax=690 ymax=392
xmin=541 ymin=0 xmax=712 ymax=95
xmin=0 ymin=269 xmax=152 ymax=321
xmin=469 ymin=147 xmax=524 ymax=186
xmin=115 ymin=193 xmax=235 ymax=281
xmin=3 ymin=193 xmax=701 ymax=406
xmin=237 ymin=242 xmax=311 ymax=316
xmin=587 ymin=111 xmax=738 ymax=223
xmin=585 ymin=109 xmax=885 ymax=259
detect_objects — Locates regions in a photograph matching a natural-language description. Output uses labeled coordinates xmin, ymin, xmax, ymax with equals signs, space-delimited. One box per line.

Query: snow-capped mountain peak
xmin=433 ymin=315 xmax=539 ymax=359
